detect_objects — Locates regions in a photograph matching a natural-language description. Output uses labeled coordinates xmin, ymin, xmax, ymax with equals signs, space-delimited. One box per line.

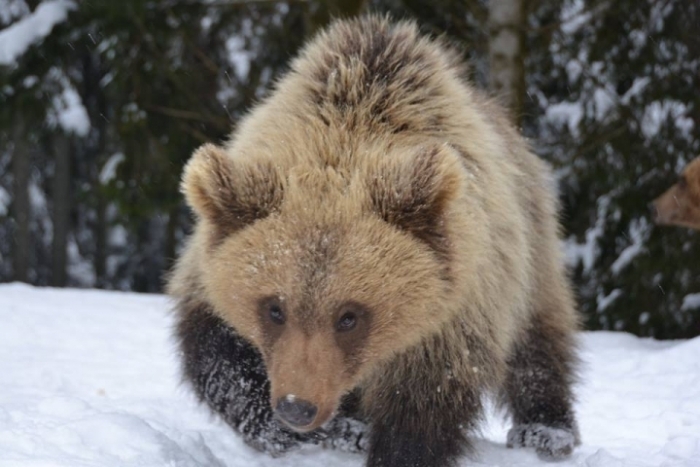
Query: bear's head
xmin=181 ymin=142 xmax=467 ymax=432
xmin=652 ymin=156 xmax=700 ymax=231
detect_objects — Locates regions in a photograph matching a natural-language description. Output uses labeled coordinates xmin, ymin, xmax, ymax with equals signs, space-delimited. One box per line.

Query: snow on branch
xmin=610 ymin=217 xmax=649 ymax=276
xmin=682 ymin=294 xmax=700 ymax=311
xmin=0 ymin=0 xmax=75 ymax=66
xmin=0 ymin=0 xmax=30 ymax=26
xmin=46 ymin=68 xmax=90 ymax=137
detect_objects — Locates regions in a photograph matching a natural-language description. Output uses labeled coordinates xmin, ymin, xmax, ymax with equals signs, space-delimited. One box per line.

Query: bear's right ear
xmin=368 ymin=144 xmax=464 ymax=257
xmin=181 ymin=143 xmax=284 ymax=238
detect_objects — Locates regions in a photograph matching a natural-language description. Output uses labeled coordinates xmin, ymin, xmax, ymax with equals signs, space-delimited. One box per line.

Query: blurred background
xmin=0 ymin=0 xmax=698 ymax=338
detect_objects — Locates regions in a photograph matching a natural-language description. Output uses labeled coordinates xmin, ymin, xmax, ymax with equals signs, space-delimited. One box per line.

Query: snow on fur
xmin=0 ymin=283 xmax=698 ymax=466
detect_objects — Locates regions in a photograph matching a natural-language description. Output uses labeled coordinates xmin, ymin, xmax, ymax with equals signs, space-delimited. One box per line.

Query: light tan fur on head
xmin=652 ymin=156 xmax=700 ymax=231
xmin=181 ymin=139 xmax=472 ymax=430
xmin=170 ymin=15 xmax=577 ymax=433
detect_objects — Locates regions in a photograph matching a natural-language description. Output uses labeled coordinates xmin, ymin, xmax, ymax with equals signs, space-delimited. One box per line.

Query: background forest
xmin=0 ymin=0 xmax=698 ymax=339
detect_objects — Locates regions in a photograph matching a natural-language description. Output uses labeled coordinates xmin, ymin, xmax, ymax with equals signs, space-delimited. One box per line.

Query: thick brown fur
xmin=652 ymin=156 xmax=700 ymax=230
xmin=168 ymin=16 xmax=580 ymax=467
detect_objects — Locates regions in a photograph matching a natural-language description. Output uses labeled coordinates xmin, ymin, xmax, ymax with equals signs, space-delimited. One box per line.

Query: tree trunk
xmin=488 ymin=0 xmax=526 ymax=124
xmin=94 ymin=192 xmax=107 ymax=288
xmin=164 ymin=206 xmax=178 ymax=273
xmin=51 ymin=133 xmax=70 ymax=287
xmin=11 ymin=119 xmax=30 ymax=283
xmin=81 ymin=48 xmax=108 ymax=288
xmin=132 ymin=218 xmax=151 ymax=293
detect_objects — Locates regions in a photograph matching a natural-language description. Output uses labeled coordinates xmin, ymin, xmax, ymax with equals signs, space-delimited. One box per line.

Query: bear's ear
xmin=368 ymin=144 xmax=463 ymax=255
xmin=181 ymin=143 xmax=284 ymax=238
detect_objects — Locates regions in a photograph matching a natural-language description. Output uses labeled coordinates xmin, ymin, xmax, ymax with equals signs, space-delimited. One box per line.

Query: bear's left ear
xmin=181 ymin=143 xmax=284 ymax=238
xmin=368 ymin=144 xmax=464 ymax=254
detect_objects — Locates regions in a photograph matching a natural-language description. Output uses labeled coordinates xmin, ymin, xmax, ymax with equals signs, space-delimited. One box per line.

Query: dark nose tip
xmin=275 ymin=396 xmax=318 ymax=428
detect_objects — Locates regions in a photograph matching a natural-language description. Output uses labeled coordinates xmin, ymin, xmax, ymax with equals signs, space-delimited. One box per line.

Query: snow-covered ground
xmin=1 ymin=283 xmax=699 ymax=467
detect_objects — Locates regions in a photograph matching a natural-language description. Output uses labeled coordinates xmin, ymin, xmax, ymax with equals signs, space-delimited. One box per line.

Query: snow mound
xmin=0 ymin=284 xmax=699 ymax=467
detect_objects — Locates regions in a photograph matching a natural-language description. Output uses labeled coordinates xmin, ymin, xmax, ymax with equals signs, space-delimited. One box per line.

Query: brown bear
xmin=168 ymin=15 xmax=580 ymax=467
xmin=652 ymin=156 xmax=700 ymax=231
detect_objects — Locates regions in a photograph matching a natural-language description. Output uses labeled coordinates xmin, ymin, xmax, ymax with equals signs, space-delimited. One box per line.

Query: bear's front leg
xmin=367 ymin=412 xmax=469 ymax=467
xmin=502 ymin=306 xmax=579 ymax=460
xmin=363 ymin=341 xmax=483 ymax=467
xmin=176 ymin=303 xmax=312 ymax=456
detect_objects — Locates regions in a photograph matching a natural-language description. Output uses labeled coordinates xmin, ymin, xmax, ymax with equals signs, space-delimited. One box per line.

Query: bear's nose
xmin=275 ymin=396 xmax=318 ymax=428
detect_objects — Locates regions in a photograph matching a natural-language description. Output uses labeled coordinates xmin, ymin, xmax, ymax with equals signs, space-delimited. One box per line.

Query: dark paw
xmin=506 ymin=423 xmax=578 ymax=461
xmin=317 ymin=417 xmax=369 ymax=453
xmin=240 ymin=423 xmax=313 ymax=457
xmin=241 ymin=434 xmax=299 ymax=457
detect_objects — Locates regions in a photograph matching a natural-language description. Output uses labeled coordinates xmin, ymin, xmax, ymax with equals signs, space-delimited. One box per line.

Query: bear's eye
xmin=268 ymin=303 xmax=286 ymax=325
xmin=336 ymin=312 xmax=357 ymax=332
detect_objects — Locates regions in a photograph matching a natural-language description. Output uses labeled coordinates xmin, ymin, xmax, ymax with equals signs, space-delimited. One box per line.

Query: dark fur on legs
xmin=501 ymin=312 xmax=579 ymax=460
xmin=363 ymin=337 xmax=484 ymax=467
xmin=176 ymin=303 xmax=311 ymax=455
xmin=366 ymin=404 xmax=475 ymax=467
xmin=176 ymin=303 xmax=367 ymax=455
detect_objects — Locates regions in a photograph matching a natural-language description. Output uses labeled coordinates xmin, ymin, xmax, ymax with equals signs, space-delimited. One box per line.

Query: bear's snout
xmin=275 ymin=395 xmax=318 ymax=429
xmin=267 ymin=332 xmax=349 ymax=432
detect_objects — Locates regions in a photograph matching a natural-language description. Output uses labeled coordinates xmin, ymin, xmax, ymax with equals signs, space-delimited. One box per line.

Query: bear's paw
xmin=506 ymin=423 xmax=578 ymax=461
xmin=318 ymin=417 xmax=369 ymax=453
xmin=239 ymin=425 xmax=309 ymax=458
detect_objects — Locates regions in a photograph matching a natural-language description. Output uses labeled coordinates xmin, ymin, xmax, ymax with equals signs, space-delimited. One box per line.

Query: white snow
xmin=0 ymin=0 xmax=30 ymax=26
xmin=560 ymin=0 xmax=591 ymax=35
xmin=46 ymin=68 xmax=91 ymax=137
xmin=610 ymin=217 xmax=649 ymax=276
xmin=0 ymin=184 xmax=9 ymax=216
xmin=642 ymin=100 xmax=694 ymax=140
xmin=592 ymin=87 xmax=615 ymax=122
xmin=100 ymin=153 xmax=125 ymax=185
xmin=29 ymin=180 xmax=53 ymax=245
xmin=52 ymin=82 xmax=90 ymax=136
xmin=564 ymin=195 xmax=610 ymax=271
xmin=565 ymin=59 xmax=583 ymax=84
xmin=545 ymin=101 xmax=584 ymax=137
xmin=225 ymin=36 xmax=251 ymax=82
xmin=620 ymin=77 xmax=650 ymax=105
xmin=218 ymin=31 xmax=253 ymax=104
xmin=0 ymin=0 xmax=75 ymax=66
xmin=66 ymin=236 xmax=95 ymax=286
xmin=596 ymin=288 xmax=622 ymax=312
xmin=682 ymin=293 xmax=700 ymax=311
xmin=1 ymin=284 xmax=699 ymax=467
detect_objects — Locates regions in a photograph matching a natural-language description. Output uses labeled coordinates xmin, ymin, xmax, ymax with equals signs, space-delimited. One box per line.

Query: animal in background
xmin=652 ymin=156 xmax=700 ymax=231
